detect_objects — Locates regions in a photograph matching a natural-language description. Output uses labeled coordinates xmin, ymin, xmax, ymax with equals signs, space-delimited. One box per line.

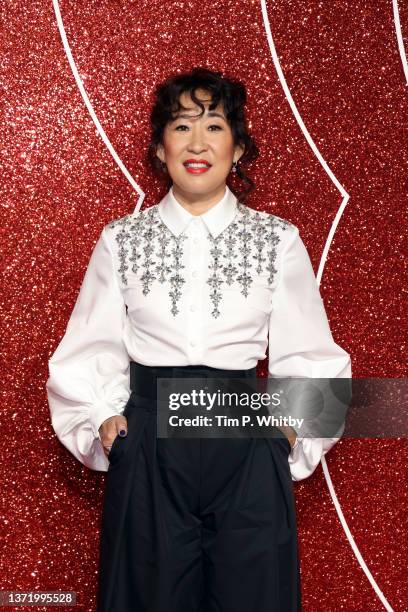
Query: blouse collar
xmin=157 ymin=184 xmax=238 ymax=238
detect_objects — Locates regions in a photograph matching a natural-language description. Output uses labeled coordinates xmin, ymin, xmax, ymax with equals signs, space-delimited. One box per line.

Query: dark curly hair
xmin=147 ymin=67 xmax=259 ymax=204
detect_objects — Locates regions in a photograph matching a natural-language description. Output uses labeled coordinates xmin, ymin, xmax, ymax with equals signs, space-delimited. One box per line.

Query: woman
xmin=46 ymin=67 xmax=351 ymax=611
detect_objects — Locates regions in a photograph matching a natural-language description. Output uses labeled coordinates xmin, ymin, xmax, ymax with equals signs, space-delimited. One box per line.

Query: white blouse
xmin=46 ymin=184 xmax=352 ymax=481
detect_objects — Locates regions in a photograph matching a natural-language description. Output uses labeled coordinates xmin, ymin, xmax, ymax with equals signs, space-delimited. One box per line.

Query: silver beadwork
xmin=108 ymin=203 xmax=292 ymax=318
xmin=168 ymin=235 xmax=187 ymax=316
xmin=207 ymin=237 xmax=224 ymax=318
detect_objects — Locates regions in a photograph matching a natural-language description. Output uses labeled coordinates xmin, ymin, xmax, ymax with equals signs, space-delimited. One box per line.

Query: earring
xmin=231 ymin=161 xmax=238 ymax=174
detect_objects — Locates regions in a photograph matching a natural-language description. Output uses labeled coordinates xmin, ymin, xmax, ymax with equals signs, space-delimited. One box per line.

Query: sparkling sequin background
xmin=1 ymin=1 xmax=407 ymax=610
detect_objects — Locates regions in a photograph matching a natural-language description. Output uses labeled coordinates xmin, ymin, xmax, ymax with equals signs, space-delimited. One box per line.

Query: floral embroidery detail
xmin=108 ymin=208 xmax=187 ymax=316
xmin=112 ymin=215 xmax=133 ymax=284
xmin=156 ymin=223 xmax=173 ymax=283
xmin=139 ymin=208 xmax=160 ymax=295
xmin=222 ymin=221 xmax=239 ymax=285
xmin=264 ymin=214 xmax=289 ymax=285
xmin=129 ymin=220 xmax=143 ymax=276
xmin=108 ymin=203 xmax=292 ymax=317
xmin=235 ymin=204 xmax=254 ymax=298
xmin=207 ymin=237 xmax=224 ymax=318
xmin=203 ymin=204 xmax=291 ymax=316
xmin=168 ymin=236 xmax=187 ymax=316
xmin=251 ymin=212 xmax=268 ymax=274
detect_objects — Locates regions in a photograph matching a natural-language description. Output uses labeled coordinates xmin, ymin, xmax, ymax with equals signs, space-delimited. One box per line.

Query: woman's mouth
xmin=183 ymin=160 xmax=212 ymax=174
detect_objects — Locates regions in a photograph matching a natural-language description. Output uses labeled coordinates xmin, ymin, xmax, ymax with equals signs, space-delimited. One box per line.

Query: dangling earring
xmin=161 ymin=161 xmax=168 ymax=174
xmin=231 ymin=161 xmax=238 ymax=174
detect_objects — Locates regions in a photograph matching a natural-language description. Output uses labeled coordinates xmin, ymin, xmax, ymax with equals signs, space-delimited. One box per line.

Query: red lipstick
xmin=183 ymin=159 xmax=212 ymax=174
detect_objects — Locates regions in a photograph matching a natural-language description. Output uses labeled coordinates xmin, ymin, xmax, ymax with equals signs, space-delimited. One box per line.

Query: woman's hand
xmin=276 ymin=425 xmax=297 ymax=449
xmin=99 ymin=415 xmax=128 ymax=458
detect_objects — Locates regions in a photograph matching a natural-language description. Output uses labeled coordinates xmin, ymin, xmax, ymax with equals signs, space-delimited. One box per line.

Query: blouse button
xmin=191 ymin=270 xmax=198 ymax=278
xmin=190 ymin=340 xmax=196 ymax=347
xmin=193 ymin=238 xmax=199 ymax=245
xmin=190 ymin=305 xmax=196 ymax=312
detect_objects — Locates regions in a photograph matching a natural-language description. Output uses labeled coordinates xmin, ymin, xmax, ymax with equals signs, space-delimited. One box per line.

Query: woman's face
xmin=156 ymin=89 xmax=244 ymax=200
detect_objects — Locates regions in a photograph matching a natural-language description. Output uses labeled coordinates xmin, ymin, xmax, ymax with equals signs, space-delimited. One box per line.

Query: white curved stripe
xmin=321 ymin=457 xmax=395 ymax=611
xmin=260 ymin=1 xmax=393 ymax=609
xmin=393 ymin=0 xmax=408 ymax=84
xmin=260 ymin=0 xmax=349 ymax=285
xmin=52 ymin=0 xmax=145 ymax=214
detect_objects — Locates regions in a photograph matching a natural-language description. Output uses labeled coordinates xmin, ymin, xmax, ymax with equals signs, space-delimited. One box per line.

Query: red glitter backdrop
xmin=1 ymin=1 xmax=407 ymax=610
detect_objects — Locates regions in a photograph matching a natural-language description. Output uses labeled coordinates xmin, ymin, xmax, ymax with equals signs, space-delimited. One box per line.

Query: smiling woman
xmin=156 ymin=90 xmax=241 ymax=211
xmin=147 ymin=67 xmax=259 ymax=212
xmin=46 ymin=66 xmax=351 ymax=612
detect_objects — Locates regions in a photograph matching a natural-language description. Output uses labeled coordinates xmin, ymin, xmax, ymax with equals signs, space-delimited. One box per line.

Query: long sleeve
xmin=46 ymin=225 xmax=131 ymax=471
xmin=268 ymin=224 xmax=352 ymax=481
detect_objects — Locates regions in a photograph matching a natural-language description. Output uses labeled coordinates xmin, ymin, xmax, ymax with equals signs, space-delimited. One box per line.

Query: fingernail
xmin=119 ymin=429 xmax=127 ymax=436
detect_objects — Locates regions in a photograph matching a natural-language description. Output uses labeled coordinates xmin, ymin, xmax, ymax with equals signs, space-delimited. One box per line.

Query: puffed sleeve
xmin=268 ymin=224 xmax=352 ymax=481
xmin=46 ymin=225 xmax=131 ymax=471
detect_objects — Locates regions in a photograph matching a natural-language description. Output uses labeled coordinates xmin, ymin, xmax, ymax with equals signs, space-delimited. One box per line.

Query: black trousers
xmin=96 ymin=362 xmax=301 ymax=612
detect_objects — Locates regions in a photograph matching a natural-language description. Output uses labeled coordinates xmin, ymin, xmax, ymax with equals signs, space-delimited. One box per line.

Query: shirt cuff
xmin=290 ymin=435 xmax=301 ymax=452
xmin=89 ymin=402 xmax=122 ymax=441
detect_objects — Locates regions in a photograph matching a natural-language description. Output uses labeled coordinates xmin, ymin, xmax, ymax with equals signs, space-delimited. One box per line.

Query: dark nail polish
xmin=119 ymin=429 xmax=127 ymax=436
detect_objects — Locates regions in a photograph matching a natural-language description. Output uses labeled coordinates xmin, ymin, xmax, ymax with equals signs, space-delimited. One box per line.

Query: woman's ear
xmin=234 ymin=144 xmax=245 ymax=164
xmin=156 ymin=143 xmax=165 ymax=164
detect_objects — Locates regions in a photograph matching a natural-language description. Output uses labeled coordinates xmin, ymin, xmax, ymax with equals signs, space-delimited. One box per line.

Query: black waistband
xmin=129 ymin=361 xmax=257 ymax=398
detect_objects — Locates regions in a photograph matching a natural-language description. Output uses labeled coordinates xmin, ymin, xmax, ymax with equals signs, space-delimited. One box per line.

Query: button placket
xmin=186 ymin=223 xmax=205 ymax=356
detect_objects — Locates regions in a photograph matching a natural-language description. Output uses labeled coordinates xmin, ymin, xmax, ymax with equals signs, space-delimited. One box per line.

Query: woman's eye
xmin=175 ymin=124 xmax=222 ymax=131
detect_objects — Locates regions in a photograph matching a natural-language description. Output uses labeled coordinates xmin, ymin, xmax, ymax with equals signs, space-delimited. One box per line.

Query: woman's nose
xmin=187 ymin=127 xmax=208 ymax=151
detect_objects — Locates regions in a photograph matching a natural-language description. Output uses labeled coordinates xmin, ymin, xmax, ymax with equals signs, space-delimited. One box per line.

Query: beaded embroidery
xmin=108 ymin=203 xmax=292 ymax=318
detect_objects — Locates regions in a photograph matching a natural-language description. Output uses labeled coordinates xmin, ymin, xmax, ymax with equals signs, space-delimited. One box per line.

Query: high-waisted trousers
xmin=96 ymin=361 xmax=301 ymax=612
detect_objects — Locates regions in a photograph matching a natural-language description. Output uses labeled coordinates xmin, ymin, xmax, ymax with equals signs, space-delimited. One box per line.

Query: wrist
xmin=276 ymin=425 xmax=297 ymax=448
